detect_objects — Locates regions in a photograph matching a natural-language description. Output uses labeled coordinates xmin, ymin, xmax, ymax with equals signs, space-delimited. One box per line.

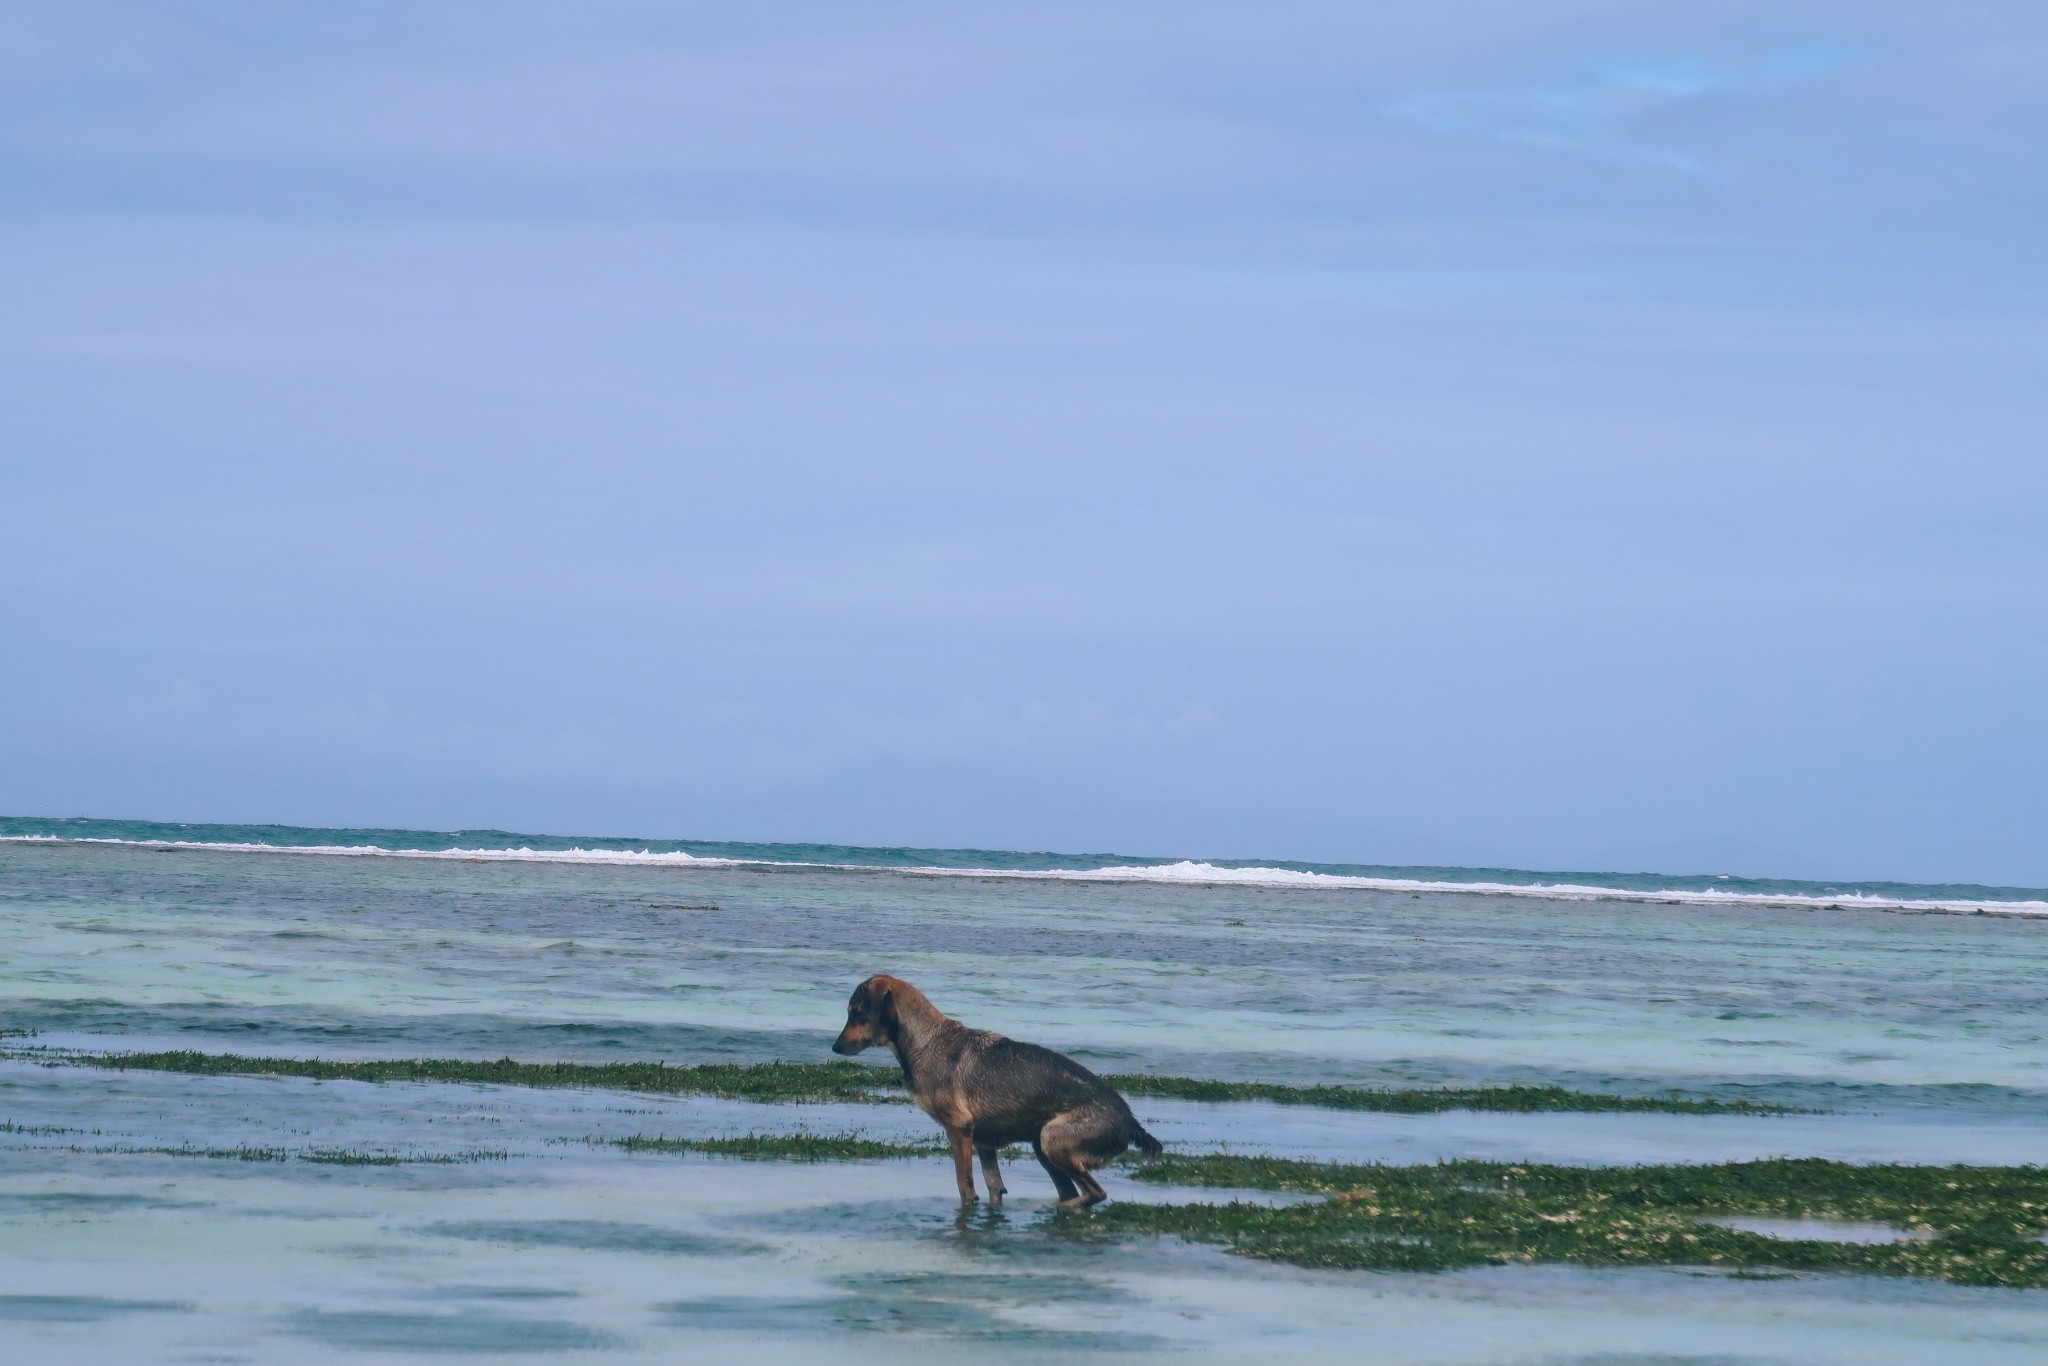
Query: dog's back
xmin=956 ymin=1035 xmax=1162 ymax=1158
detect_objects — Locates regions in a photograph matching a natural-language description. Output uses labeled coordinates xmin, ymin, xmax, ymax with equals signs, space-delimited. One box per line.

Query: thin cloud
xmin=1387 ymin=46 xmax=1856 ymax=174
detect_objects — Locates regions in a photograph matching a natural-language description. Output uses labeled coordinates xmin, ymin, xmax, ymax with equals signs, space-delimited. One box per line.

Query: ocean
xmin=3 ymin=818 xmax=2046 ymax=1362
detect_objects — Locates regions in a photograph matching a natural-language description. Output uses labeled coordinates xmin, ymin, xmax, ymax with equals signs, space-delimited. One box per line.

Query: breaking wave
xmin=3 ymin=820 xmax=2044 ymax=916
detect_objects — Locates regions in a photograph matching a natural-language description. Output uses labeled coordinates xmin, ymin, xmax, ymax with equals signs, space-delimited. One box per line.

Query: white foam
xmin=0 ymin=834 xmax=737 ymax=866
xmin=5 ymin=836 xmax=2044 ymax=916
xmin=944 ymin=860 xmax=2048 ymax=914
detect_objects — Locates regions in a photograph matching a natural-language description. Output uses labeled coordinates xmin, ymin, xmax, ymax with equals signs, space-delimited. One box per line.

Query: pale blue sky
xmin=3 ymin=2 xmax=2044 ymax=881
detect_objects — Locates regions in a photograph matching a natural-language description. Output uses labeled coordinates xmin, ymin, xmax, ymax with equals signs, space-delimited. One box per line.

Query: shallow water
xmin=4 ymin=835 xmax=2047 ymax=1360
xmin=1700 ymin=1215 xmax=1934 ymax=1246
xmin=6 ymin=1149 xmax=2048 ymax=1364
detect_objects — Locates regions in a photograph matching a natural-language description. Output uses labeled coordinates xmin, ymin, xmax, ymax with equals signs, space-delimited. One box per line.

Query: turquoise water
xmin=4 ymin=825 xmax=2047 ymax=1361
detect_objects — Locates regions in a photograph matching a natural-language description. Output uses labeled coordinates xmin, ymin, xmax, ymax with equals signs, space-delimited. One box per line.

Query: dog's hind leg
xmin=1038 ymin=1110 xmax=1114 ymax=1208
xmin=1043 ymin=1148 xmax=1102 ymax=1208
xmin=976 ymin=1145 xmax=1006 ymax=1206
xmin=1032 ymin=1137 xmax=1080 ymax=1203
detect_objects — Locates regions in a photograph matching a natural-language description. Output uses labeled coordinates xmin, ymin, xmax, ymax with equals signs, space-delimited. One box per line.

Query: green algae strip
xmin=1102 ymin=1076 xmax=1794 ymax=1115
xmin=8 ymin=1049 xmax=1794 ymax=1114
xmin=613 ymin=1132 xmax=945 ymax=1161
xmin=30 ymin=1143 xmax=510 ymax=1165
xmin=17 ymin=1051 xmax=896 ymax=1103
xmin=1101 ymin=1154 xmax=2048 ymax=1289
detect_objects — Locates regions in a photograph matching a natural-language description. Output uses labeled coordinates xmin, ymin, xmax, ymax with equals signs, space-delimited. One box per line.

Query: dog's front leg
xmin=946 ymin=1126 xmax=978 ymax=1205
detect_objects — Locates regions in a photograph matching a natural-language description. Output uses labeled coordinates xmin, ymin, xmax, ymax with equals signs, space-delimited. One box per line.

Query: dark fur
xmin=831 ymin=974 xmax=1162 ymax=1207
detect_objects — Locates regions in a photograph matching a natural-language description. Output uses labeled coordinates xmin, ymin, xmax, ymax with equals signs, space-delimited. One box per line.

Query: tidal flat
xmin=1109 ymin=1154 xmax=2048 ymax=1286
xmin=593 ymin=1132 xmax=2048 ymax=1286
xmin=5 ymin=832 xmax=2048 ymax=1361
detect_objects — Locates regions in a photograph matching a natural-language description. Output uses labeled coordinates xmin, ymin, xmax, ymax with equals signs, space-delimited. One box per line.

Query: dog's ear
xmin=876 ymin=985 xmax=895 ymax=1020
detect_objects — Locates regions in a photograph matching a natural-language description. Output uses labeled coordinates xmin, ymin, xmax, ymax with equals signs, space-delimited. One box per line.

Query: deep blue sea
xmin=4 ymin=819 xmax=2046 ymax=1362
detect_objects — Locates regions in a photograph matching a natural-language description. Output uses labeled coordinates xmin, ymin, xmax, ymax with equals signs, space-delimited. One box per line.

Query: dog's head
xmin=831 ymin=974 xmax=903 ymax=1055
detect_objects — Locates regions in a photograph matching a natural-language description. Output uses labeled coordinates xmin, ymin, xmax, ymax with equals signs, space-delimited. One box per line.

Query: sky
xmin=2 ymin=2 xmax=2044 ymax=883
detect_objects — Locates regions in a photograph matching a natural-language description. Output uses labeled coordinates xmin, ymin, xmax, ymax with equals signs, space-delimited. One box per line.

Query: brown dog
xmin=831 ymin=974 xmax=1162 ymax=1207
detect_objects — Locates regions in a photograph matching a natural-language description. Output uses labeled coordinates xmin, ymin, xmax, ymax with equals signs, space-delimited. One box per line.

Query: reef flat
xmin=1103 ymin=1154 xmax=2048 ymax=1288
xmin=558 ymin=1131 xmax=2048 ymax=1288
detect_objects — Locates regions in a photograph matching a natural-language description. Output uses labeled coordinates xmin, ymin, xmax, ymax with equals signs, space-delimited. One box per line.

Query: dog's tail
xmin=1128 ymin=1119 xmax=1163 ymax=1157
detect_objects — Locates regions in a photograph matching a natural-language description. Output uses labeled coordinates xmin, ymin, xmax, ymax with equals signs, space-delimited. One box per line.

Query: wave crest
xmin=4 ymin=836 xmax=2043 ymax=915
